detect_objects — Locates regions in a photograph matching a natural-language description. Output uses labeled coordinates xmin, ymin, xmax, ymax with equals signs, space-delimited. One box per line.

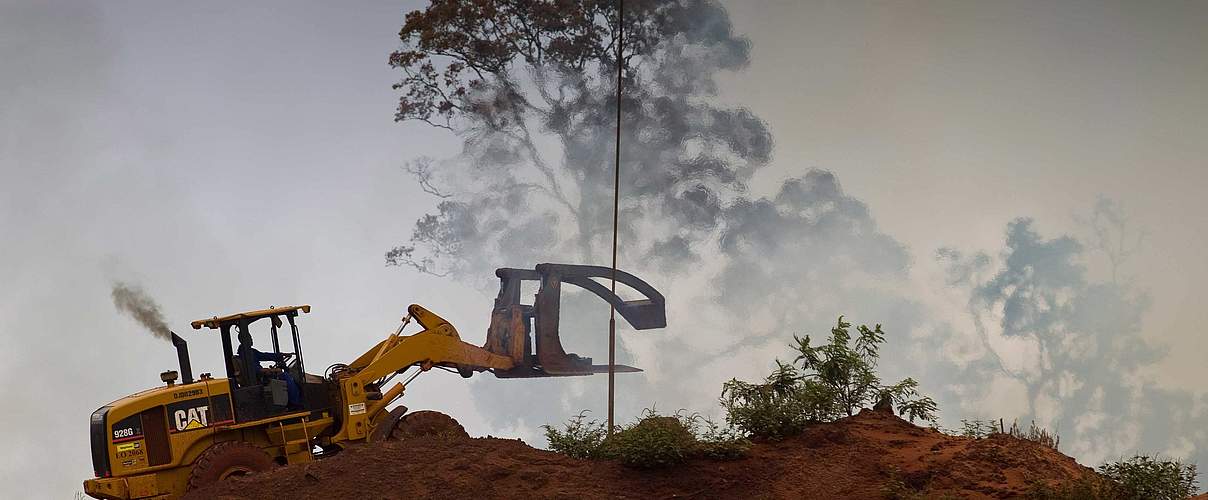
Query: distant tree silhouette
xmin=385 ymin=0 xmax=772 ymax=278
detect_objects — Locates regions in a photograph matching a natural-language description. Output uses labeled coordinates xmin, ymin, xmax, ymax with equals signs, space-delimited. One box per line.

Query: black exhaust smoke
xmin=111 ymin=281 xmax=173 ymax=342
xmin=171 ymin=332 xmax=193 ymax=385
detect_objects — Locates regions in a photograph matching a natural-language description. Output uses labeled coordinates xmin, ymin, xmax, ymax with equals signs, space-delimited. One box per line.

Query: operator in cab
xmin=236 ymin=330 xmax=301 ymax=409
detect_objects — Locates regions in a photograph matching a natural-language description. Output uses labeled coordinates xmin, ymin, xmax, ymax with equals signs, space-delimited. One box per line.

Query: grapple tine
xmin=483 ymin=263 xmax=665 ymax=378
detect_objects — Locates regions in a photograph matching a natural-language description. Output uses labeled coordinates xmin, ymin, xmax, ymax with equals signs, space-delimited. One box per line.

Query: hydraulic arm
xmin=332 ymin=263 xmax=667 ymax=442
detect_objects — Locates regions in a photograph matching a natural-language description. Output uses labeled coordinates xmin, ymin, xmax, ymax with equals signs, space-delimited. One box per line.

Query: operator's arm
xmin=252 ymin=349 xmax=284 ymax=363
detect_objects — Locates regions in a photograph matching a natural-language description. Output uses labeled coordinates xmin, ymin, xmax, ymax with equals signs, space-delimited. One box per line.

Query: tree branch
xmin=404 ymin=158 xmax=453 ymax=198
xmin=502 ymin=126 xmax=579 ymax=218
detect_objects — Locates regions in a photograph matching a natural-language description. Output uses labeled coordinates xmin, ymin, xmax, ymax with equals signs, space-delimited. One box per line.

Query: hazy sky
xmin=722 ymin=0 xmax=1208 ymax=386
xmin=2 ymin=1 xmax=1206 ymax=497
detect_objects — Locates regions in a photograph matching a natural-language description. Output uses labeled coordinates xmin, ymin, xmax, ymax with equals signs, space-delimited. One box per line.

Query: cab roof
xmin=190 ymin=305 xmax=311 ymax=330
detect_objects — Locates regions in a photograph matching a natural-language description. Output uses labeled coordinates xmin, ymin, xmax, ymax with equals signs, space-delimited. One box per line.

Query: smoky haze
xmin=3 ymin=1 xmax=1208 ymax=498
xmin=111 ymin=282 xmax=173 ymax=342
xmin=389 ymin=0 xmax=1208 ymax=480
xmin=384 ymin=0 xmax=806 ymax=433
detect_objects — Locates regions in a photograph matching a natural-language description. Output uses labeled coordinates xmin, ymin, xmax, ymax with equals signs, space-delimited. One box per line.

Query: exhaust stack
xmin=170 ymin=332 xmax=194 ymax=385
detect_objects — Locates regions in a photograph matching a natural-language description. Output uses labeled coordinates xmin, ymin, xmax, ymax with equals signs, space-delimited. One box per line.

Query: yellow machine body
xmin=84 ymin=264 xmax=667 ymax=499
xmin=83 ymin=304 xmax=521 ymax=500
xmin=84 ymin=376 xmax=330 ymax=500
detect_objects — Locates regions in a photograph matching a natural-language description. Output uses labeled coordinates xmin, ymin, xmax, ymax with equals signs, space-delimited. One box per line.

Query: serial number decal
xmin=116 ymin=447 xmax=144 ymax=459
xmin=348 ymin=403 xmax=366 ymax=415
xmin=173 ymin=388 xmax=204 ymax=399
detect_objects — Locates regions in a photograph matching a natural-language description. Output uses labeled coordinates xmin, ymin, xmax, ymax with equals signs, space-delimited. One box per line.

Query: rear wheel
xmin=389 ymin=410 xmax=468 ymax=440
xmin=187 ymin=441 xmax=275 ymax=491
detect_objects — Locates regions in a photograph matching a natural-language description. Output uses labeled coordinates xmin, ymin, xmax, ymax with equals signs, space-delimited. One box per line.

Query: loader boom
xmin=330 ymin=304 xmax=518 ymax=442
xmin=345 ymin=304 xmax=518 ymax=380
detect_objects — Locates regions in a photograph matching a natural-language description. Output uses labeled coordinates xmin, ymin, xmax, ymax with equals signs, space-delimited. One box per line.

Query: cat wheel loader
xmin=83 ymin=264 xmax=665 ymax=500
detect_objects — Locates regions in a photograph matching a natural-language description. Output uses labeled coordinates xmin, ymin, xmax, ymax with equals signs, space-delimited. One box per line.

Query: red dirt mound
xmin=186 ymin=409 xmax=1098 ymax=499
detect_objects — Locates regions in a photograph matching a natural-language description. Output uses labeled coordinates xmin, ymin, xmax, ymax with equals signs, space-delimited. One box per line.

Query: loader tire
xmin=187 ymin=441 xmax=275 ymax=491
xmin=390 ymin=410 xmax=468 ymax=440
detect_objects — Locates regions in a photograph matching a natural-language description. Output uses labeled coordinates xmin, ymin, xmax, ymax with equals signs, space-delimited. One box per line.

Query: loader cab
xmin=191 ymin=305 xmax=333 ymax=423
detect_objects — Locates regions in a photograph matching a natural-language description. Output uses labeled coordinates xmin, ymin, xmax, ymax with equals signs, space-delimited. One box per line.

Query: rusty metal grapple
xmin=485 ymin=263 xmax=666 ymax=377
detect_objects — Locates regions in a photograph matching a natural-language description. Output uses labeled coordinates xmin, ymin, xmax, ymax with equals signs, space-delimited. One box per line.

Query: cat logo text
xmin=173 ymin=405 xmax=209 ymax=432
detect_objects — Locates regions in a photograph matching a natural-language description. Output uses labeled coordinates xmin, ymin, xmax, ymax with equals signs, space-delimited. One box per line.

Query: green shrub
xmin=1098 ymin=455 xmax=1197 ymax=500
xmin=882 ymin=378 xmax=939 ymax=424
xmin=1024 ymin=476 xmax=1124 ymax=500
xmin=721 ymin=316 xmax=938 ymax=439
xmin=950 ymin=418 xmax=1061 ymax=451
xmin=690 ymin=414 xmax=752 ymax=460
xmin=1006 ymin=420 xmax=1060 ymax=451
xmin=541 ymin=410 xmax=610 ymax=459
xmin=1025 ymin=455 xmax=1198 ymax=500
xmin=545 ymin=409 xmax=751 ymax=468
xmin=599 ymin=409 xmax=698 ymax=468
xmin=959 ymin=419 xmax=999 ymax=438
xmin=720 ymin=360 xmax=829 ymax=440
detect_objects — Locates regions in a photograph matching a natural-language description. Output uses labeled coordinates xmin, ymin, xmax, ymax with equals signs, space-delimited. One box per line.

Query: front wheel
xmin=187 ymin=441 xmax=275 ymax=491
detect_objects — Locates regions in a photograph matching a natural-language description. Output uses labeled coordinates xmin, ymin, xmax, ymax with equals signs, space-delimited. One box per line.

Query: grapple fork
xmin=484 ymin=263 xmax=666 ymax=377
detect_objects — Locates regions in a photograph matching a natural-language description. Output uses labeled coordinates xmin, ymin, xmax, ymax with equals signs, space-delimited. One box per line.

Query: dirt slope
xmin=187 ymin=409 xmax=1097 ymax=499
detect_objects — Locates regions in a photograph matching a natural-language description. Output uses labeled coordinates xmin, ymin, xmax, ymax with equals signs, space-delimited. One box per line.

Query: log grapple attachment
xmin=484 ymin=263 xmax=666 ymax=377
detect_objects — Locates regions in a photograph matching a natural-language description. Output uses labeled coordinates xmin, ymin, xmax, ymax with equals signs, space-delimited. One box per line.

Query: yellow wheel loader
xmin=83 ymin=264 xmax=665 ymax=500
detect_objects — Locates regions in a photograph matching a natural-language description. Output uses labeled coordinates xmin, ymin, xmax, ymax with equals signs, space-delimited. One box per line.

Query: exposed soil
xmin=186 ymin=408 xmax=1098 ymax=499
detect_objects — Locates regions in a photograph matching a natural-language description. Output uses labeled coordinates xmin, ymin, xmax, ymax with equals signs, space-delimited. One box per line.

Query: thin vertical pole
xmin=608 ymin=0 xmax=625 ymax=435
